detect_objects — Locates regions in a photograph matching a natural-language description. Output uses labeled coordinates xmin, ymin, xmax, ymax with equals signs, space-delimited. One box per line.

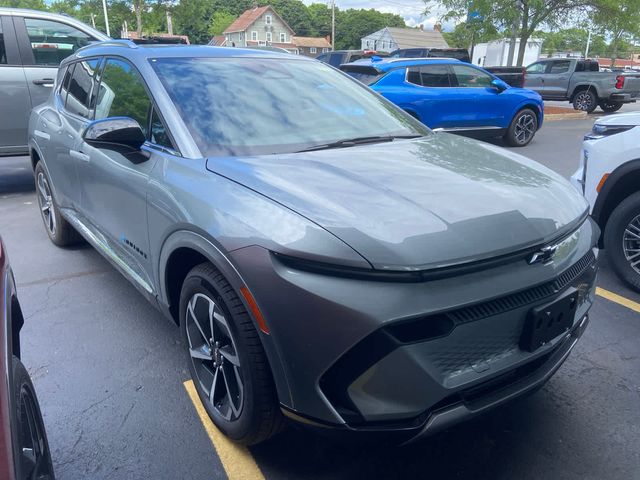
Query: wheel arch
xmin=513 ymin=102 xmax=543 ymax=127
xmin=158 ymin=230 xmax=293 ymax=406
xmin=570 ymin=84 xmax=600 ymax=102
xmin=29 ymin=139 xmax=44 ymax=171
xmin=592 ymin=159 xmax=640 ymax=247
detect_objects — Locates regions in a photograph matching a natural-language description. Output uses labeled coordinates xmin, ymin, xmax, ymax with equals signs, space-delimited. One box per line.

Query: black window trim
xmin=0 ymin=15 xmax=22 ymax=66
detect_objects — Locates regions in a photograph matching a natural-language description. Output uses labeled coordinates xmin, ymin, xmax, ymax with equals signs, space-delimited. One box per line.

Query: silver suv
xmin=29 ymin=42 xmax=598 ymax=445
xmin=0 ymin=8 xmax=107 ymax=156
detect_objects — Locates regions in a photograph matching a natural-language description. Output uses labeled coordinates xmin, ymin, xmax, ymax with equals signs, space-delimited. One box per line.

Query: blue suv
xmin=341 ymin=58 xmax=544 ymax=147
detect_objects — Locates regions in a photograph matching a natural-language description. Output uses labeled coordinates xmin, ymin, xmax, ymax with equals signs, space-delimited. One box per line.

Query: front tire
xmin=599 ymin=100 xmax=623 ymax=113
xmin=179 ymin=263 xmax=282 ymax=445
xmin=604 ymin=192 xmax=640 ymax=292
xmin=34 ymin=162 xmax=81 ymax=247
xmin=13 ymin=356 xmax=55 ymax=480
xmin=504 ymin=108 xmax=538 ymax=147
xmin=573 ymin=89 xmax=598 ymax=113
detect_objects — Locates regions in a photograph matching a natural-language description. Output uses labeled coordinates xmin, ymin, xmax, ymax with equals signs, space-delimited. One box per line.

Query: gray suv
xmin=29 ymin=42 xmax=598 ymax=445
xmin=0 ymin=8 xmax=107 ymax=156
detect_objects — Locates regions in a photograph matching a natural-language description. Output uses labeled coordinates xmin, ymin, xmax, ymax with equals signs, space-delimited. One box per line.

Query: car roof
xmin=67 ymin=41 xmax=307 ymax=65
xmin=0 ymin=8 xmax=109 ymax=40
xmin=343 ymin=57 xmax=461 ymax=71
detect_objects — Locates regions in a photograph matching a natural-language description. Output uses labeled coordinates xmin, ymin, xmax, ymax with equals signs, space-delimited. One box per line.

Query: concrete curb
xmin=544 ymin=111 xmax=589 ymax=121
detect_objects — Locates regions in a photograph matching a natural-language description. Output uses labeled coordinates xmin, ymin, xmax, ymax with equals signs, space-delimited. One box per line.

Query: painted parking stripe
xmin=183 ymin=380 xmax=265 ymax=480
xmin=596 ymin=287 xmax=640 ymax=314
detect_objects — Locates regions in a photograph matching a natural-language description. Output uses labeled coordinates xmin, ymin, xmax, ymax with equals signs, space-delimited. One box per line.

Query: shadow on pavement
xmin=0 ymin=156 xmax=34 ymax=195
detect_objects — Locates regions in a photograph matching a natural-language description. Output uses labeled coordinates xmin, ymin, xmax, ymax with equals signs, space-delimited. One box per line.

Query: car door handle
xmin=70 ymin=150 xmax=90 ymax=162
xmin=33 ymin=78 xmax=54 ymax=87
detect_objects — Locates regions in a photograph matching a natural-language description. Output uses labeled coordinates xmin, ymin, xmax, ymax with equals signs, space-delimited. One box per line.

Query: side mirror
xmin=491 ymin=78 xmax=508 ymax=92
xmin=83 ymin=117 xmax=146 ymax=154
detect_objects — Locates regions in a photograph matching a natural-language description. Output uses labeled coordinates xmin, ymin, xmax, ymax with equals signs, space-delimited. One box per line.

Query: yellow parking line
xmin=183 ymin=380 xmax=265 ymax=480
xmin=596 ymin=287 xmax=640 ymax=314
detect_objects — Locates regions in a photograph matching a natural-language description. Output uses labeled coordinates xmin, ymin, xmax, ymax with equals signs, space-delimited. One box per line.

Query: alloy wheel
xmin=623 ymin=214 xmax=640 ymax=275
xmin=18 ymin=384 xmax=53 ymax=480
xmin=514 ymin=113 xmax=536 ymax=144
xmin=575 ymin=92 xmax=594 ymax=111
xmin=186 ymin=293 xmax=244 ymax=421
xmin=36 ymin=172 xmax=56 ymax=236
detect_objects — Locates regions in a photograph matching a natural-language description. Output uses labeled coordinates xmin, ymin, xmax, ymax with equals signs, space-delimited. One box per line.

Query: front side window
xmin=151 ymin=57 xmax=429 ymax=156
xmin=24 ymin=18 xmax=93 ymax=66
xmin=549 ymin=60 xmax=571 ymax=74
xmin=150 ymin=107 xmax=173 ymax=150
xmin=65 ymin=58 xmax=101 ymax=118
xmin=526 ymin=62 xmax=547 ymax=74
xmin=95 ymin=58 xmax=151 ymax=136
xmin=451 ymin=64 xmax=493 ymax=87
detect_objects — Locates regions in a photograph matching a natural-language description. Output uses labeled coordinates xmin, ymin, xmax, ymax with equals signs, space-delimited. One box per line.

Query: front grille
xmin=447 ymin=251 xmax=596 ymax=326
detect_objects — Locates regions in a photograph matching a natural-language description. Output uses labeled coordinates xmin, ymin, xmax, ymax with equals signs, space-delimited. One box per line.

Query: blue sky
xmin=302 ymin=1 xmax=457 ymax=31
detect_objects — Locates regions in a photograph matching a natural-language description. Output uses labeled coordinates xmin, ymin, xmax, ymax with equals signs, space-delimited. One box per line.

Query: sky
xmin=302 ymin=0 xmax=457 ymax=31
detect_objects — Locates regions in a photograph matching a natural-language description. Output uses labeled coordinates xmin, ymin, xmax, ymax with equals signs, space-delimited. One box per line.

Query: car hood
xmin=206 ymin=134 xmax=588 ymax=270
xmin=595 ymin=111 xmax=640 ymax=126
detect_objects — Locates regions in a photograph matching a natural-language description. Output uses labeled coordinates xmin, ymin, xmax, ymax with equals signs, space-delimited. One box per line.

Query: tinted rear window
xmin=341 ymin=65 xmax=384 ymax=85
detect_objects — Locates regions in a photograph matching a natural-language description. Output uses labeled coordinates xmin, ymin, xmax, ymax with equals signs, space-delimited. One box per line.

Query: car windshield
xmin=150 ymin=56 xmax=429 ymax=156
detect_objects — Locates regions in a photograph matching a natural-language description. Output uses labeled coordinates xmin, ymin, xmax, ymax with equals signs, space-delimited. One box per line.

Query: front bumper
xmin=230 ymin=218 xmax=599 ymax=433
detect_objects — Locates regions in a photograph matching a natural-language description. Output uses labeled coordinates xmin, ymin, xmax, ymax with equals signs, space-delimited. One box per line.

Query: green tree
xmin=426 ymin=0 xmax=592 ymax=65
xmin=0 ymin=0 xmax=46 ymax=9
xmin=591 ymin=0 xmax=640 ymax=66
xmin=307 ymin=3 xmax=332 ymax=37
xmin=443 ymin=21 xmax=500 ymax=48
xmin=335 ymin=8 xmax=405 ymax=50
xmin=209 ymin=10 xmax=235 ymax=36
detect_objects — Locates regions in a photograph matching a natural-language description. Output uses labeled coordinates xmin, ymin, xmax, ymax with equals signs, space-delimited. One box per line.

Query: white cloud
xmin=302 ymin=0 xmax=458 ymax=32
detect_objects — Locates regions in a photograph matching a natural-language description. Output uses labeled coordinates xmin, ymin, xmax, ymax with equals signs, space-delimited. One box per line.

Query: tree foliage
xmin=591 ymin=0 xmax=640 ymax=65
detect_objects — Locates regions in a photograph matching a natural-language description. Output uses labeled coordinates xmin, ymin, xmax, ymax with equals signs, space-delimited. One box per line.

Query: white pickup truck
xmin=524 ymin=58 xmax=640 ymax=113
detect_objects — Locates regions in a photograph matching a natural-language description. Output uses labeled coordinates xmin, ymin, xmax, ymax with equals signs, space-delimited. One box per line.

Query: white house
xmin=361 ymin=26 xmax=448 ymax=53
xmin=472 ymin=38 xmax=543 ymax=67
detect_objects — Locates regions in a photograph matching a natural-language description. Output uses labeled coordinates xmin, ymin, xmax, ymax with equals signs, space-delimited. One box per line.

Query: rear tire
xmin=573 ymin=89 xmax=598 ymax=113
xmin=34 ymin=162 xmax=82 ymax=247
xmin=13 ymin=356 xmax=55 ymax=480
xmin=504 ymin=108 xmax=538 ymax=147
xmin=179 ymin=263 xmax=283 ymax=445
xmin=599 ymin=100 xmax=623 ymax=113
xmin=604 ymin=192 xmax=640 ymax=292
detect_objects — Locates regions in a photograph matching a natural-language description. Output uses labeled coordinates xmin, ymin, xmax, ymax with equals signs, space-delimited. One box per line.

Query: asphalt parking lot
xmin=1 ymin=106 xmax=640 ymax=480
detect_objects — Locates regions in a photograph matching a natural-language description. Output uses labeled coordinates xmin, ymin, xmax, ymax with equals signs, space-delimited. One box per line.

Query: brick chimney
xmin=433 ymin=22 xmax=442 ymax=32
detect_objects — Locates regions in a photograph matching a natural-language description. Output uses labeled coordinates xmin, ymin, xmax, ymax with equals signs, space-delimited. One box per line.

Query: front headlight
xmin=584 ymin=124 xmax=636 ymax=140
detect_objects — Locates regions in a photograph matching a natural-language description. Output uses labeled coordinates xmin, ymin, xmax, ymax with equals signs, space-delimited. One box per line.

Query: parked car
xmin=0 ymin=236 xmax=55 ymax=480
xmin=30 ymin=43 xmax=597 ymax=445
xmin=524 ymin=58 xmax=640 ymax=113
xmin=315 ymin=49 xmax=377 ymax=67
xmin=341 ymin=58 xmax=544 ymax=146
xmin=389 ymin=47 xmax=471 ymax=62
xmin=0 ymin=8 xmax=108 ymax=157
xmin=571 ymin=112 xmax=640 ymax=290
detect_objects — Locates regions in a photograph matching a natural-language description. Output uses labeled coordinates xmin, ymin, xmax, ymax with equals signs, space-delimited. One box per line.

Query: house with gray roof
xmin=361 ymin=26 xmax=449 ymax=53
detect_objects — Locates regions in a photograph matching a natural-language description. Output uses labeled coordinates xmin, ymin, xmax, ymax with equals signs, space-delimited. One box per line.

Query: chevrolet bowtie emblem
xmin=528 ymin=245 xmax=558 ymax=265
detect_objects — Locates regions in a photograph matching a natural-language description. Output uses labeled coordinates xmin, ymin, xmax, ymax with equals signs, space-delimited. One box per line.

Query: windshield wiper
xmin=296 ymin=134 xmax=423 ymax=153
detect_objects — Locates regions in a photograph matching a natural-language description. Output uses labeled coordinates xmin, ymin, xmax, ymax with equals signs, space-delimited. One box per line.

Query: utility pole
xmin=102 ymin=0 xmax=110 ymax=37
xmin=585 ymin=29 xmax=592 ymax=58
xmin=331 ymin=0 xmax=335 ymax=51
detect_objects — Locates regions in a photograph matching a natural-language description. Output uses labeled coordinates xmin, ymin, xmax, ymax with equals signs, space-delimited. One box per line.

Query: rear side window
xmin=328 ymin=53 xmax=344 ymax=67
xmin=24 ymin=18 xmax=93 ymax=66
xmin=0 ymin=21 xmax=6 ymax=64
xmin=65 ymin=58 xmax=101 ymax=118
xmin=407 ymin=65 xmax=451 ymax=88
xmin=549 ymin=60 xmax=571 ymax=74
xmin=95 ymin=58 xmax=152 ymax=136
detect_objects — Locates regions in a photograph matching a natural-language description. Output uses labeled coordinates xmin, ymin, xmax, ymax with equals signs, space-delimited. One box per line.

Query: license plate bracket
xmin=520 ymin=288 xmax=578 ymax=352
